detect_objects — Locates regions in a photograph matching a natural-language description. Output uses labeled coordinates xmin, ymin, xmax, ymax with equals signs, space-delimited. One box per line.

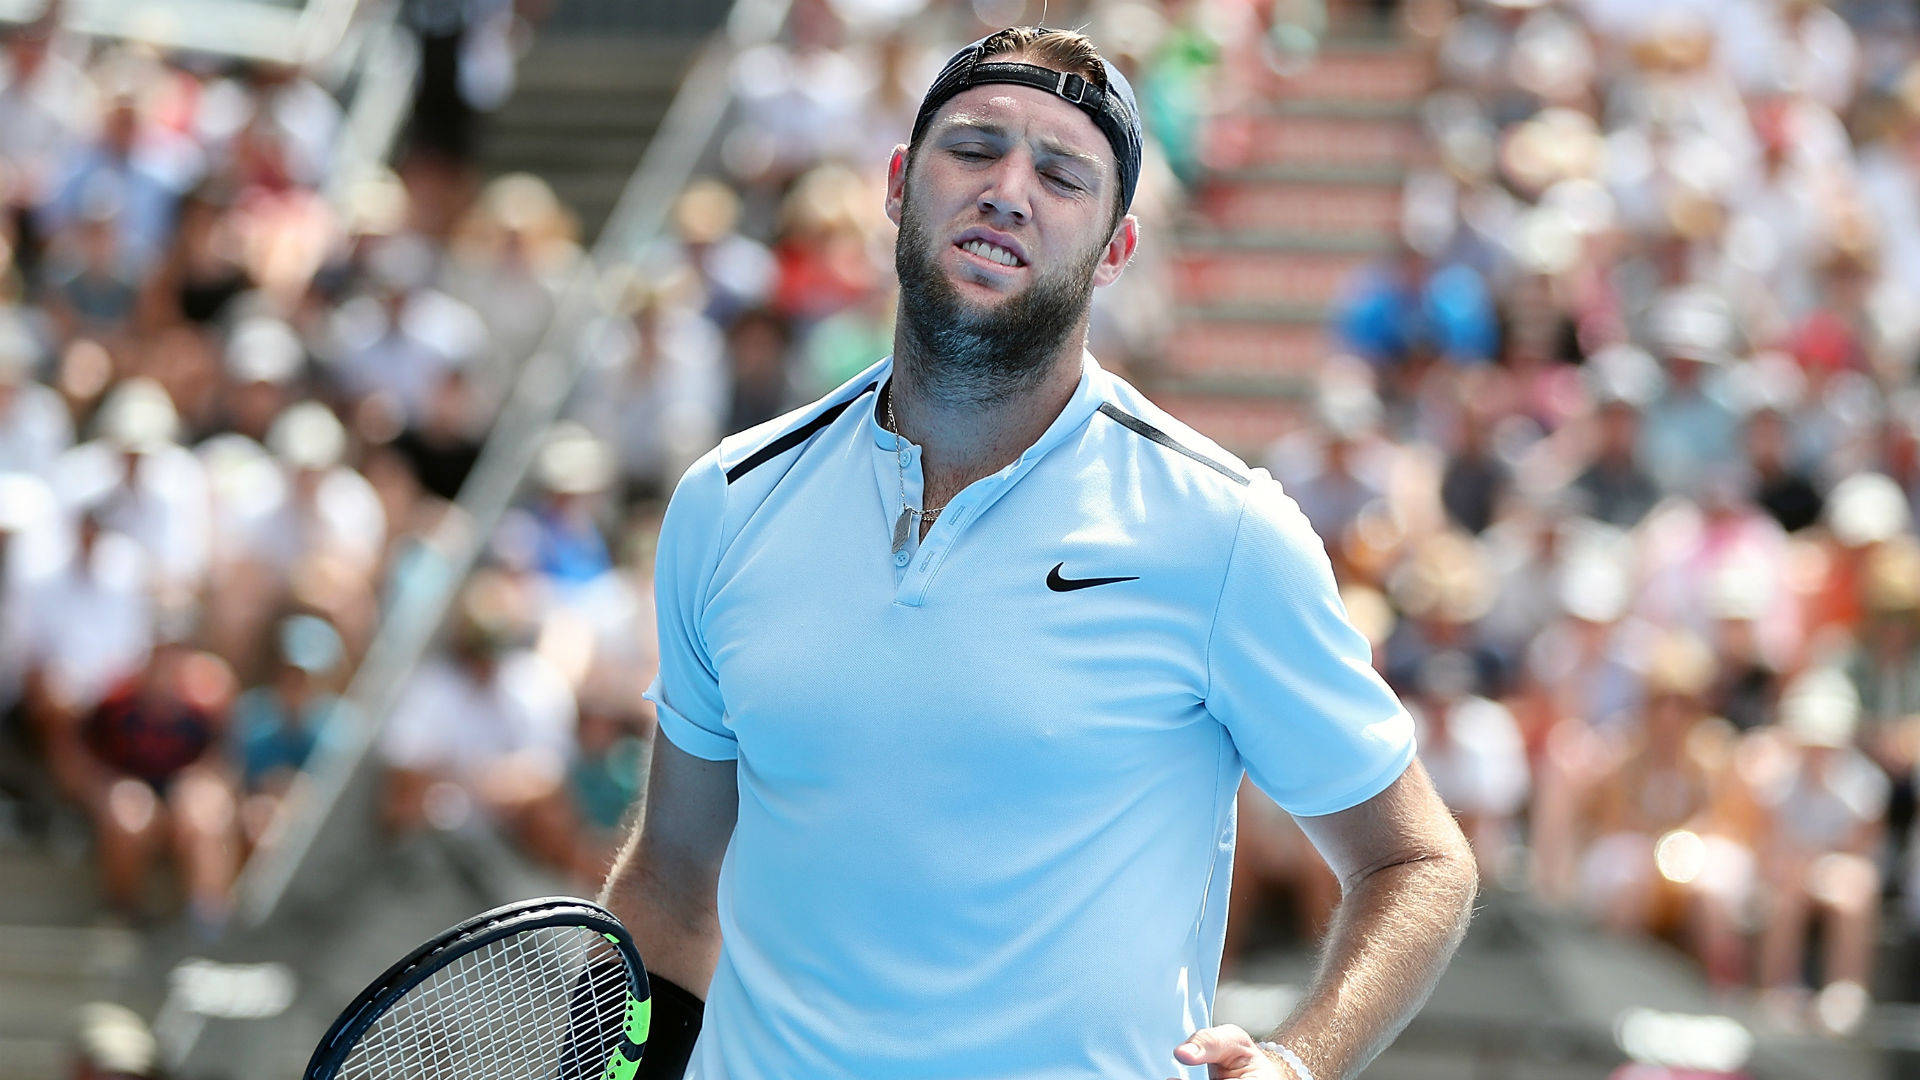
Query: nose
xmin=976 ymin=157 xmax=1032 ymax=226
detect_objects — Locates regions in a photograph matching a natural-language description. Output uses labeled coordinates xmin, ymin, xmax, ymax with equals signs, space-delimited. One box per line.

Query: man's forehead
xmin=924 ymin=83 xmax=1114 ymax=173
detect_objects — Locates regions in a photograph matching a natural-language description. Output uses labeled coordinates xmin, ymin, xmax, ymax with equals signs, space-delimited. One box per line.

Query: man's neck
xmin=886 ymin=335 xmax=1085 ymax=506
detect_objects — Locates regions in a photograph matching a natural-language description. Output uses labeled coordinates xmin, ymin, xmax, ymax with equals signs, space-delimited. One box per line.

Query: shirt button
xmin=894 ymin=550 xmax=910 ymax=565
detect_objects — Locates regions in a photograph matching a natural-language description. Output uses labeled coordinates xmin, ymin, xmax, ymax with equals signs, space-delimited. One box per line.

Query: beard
xmin=893 ymin=184 xmax=1104 ymax=406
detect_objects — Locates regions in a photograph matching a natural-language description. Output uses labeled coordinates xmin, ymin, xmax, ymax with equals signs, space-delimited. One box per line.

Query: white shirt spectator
xmin=236 ymin=463 xmax=386 ymax=574
xmin=0 ymin=37 xmax=95 ymax=200
xmin=1415 ymin=695 xmax=1531 ymax=819
xmin=0 ymin=376 xmax=73 ymax=480
xmin=56 ymin=441 xmax=212 ymax=589
xmin=0 ymin=472 xmax=63 ymax=709
xmin=324 ymin=289 xmax=489 ymax=423
xmin=381 ymin=651 xmax=576 ymax=783
xmin=24 ymin=529 xmax=153 ymax=709
xmin=574 ymin=307 xmax=727 ymax=493
xmin=1755 ymin=745 xmax=1890 ymax=853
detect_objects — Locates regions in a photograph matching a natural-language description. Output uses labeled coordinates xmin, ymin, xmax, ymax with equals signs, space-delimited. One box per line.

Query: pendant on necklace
xmin=891 ymin=506 xmax=914 ymax=555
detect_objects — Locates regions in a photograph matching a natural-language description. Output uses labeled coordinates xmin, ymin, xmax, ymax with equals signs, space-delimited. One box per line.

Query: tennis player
xmin=602 ymin=25 xmax=1478 ymax=1080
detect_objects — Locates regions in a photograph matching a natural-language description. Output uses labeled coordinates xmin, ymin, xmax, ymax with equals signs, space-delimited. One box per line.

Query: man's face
xmin=885 ymin=80 xmax=1136 ymax=397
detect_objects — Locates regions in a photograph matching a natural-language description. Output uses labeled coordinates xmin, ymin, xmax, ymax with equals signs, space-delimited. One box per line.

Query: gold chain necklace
xmin=887 ymin=383 xmax=953 ymax=555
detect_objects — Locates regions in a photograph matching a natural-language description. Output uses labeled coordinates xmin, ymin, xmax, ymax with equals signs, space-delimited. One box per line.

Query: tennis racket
xmin=303 ymin=896 xmax=651 ymax=1080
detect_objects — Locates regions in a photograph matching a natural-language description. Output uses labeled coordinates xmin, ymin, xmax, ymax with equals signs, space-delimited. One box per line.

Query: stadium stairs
xmin=480 ymin=30 xmax=716 ymax=239
xmin=0 ymin=835 xmax=139 ymax=1080
xmin=1145 ymin=21 xmax=1425 ymax=459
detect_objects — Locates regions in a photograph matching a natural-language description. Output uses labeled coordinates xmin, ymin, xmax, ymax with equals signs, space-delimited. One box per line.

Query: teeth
xmin=962 ymin=239 xmax=1020 ymax=267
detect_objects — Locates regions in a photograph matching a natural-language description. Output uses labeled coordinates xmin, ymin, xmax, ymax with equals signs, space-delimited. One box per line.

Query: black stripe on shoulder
xmin=725 ymin=382 xmax=879 ymax=484
xmin=1096 ymin=403 xmax=1250 ymax=486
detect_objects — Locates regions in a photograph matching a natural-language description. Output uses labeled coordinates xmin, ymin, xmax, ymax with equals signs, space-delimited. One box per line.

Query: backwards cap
xmin=910 ymin=28 xmax=1144 ymax=217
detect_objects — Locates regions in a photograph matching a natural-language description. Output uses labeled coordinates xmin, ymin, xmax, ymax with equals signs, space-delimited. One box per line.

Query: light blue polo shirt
xmin=645 ymin=349 xmax=1415 ymax=1080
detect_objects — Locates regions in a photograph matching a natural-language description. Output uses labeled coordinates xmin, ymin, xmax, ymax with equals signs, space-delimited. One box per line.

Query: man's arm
xmin=1263 ymin=759 xmax=1477 ymax=1079
xmin=598 ymin=735 xmax=737 ymax=995
xmin=1179 ymin=759 xmax=1476 ymax=1078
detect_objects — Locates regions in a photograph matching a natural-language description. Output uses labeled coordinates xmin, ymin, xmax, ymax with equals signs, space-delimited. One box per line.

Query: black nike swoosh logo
xmin=1047 ymin=562 xmax=1139 ymax=592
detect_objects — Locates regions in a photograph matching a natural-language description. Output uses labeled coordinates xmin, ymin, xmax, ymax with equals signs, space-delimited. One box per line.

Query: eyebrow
xmin=934 ymin=116 xmax=1107 ymax=182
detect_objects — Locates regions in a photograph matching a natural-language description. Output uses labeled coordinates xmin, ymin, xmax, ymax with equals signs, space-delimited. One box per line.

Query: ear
xmin=1091 ymin=213 xmax=1139 ymax=288
xmin=883 ymin=144 xmax=909 ymax=229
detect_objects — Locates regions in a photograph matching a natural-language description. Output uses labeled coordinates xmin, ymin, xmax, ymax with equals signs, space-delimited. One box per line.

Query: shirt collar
xmin=866 ymin=348 xmax=1109 ymax=464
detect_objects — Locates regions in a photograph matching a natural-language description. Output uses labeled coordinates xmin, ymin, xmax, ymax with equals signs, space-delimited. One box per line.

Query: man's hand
xmin=1167 ymin=1025 xmax=1292 ymax=1079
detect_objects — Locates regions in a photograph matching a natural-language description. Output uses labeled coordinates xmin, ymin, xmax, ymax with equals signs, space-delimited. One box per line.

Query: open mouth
xmin=954 ymin=238 xmax=1027 ymax=272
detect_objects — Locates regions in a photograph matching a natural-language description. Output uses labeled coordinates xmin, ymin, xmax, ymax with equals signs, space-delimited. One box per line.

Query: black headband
xmin=909 ymin=39 xmax=1144 ymax=217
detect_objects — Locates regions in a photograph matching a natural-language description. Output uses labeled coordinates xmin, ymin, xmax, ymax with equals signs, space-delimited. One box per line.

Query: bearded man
xmin=601 ymin=25 xmax=1477 ymax=1080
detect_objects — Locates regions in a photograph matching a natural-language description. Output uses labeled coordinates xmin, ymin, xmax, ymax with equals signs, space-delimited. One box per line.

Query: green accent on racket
xmin=626 ymin=991 xmax=652 ymax=1042
xmin=601 ymin=1044 xmax=642 ymax=1080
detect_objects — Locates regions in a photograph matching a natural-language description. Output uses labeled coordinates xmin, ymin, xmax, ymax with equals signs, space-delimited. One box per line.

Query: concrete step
xmin=0 ymin=1036 xmax=64 ymax=1080
xmin=1210 ymin=162 xmax=1408 ymax=186
xmin=1264 ymin=43 xmax=1431 ymax=103
xmin=510 ymin=38 xmax=701 ymax=95
xmin=481 ymin=33 xmax=701 ymax=239
xmin=1264 ymin=97 xmax=1420 ymax=119
xmin=1181 ymin=229 xmax=1392 ymax=253
xmin=1143 ymin=389 xmax=1300 ymax=459
xmin=1207 ymin=109 xmax=1419 ymax=170
xmin=1162 ymin=311 xmax=1333 ymax=382
xmin=0 ymin=925 xmax=141 ymax=1040
xmin=1172 ymin=246 xmax=1370 ymax=308
xmin=484 ymin=128 xmax=652 ymax=172
xmin=0 ymin=846 xmax=101 ymax=926
xmin=1193 ymin=176 xmax=1402 ymax=235
xmin=489 ymin=96 xmax=672 ymax=135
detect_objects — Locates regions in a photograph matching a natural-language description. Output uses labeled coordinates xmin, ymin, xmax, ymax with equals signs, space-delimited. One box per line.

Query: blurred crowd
xmin=0 ymin=0 xmax=1241 ymax=941
xmin=1226 ymin=0 xmax=1920 ymax=1038
xmin=0 ymin=1 xmax=604 ymax=934
xmin=11 ymin=0 xmax=1920 ymax=1051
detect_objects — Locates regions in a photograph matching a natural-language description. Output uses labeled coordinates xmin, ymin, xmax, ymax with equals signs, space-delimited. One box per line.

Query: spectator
xmin=723 ymin=305 xmax=798 ymax=435
xmin=0 ymin=310 xmax=70 ymax=478
xmin=1335 ymin=242 xmax=1499 ymax=370
xmin=58 ymin=635 xmax=240 ymax=931
xmin=1572 ymin=633 xmax=1753 ymax=989
xmin=230 ymin=614 xmax=348 ymax=850
xmin=1573 ymin=372 xmax=1661 ymax=528
xmin=379 ymin=573 xmax=577 ymax=873
xmin=20 ymin=506 xmax=154 ymax=737
xmin=57 ymin=376 xmax=211 ymax=597
xmin=37 ymin=75 xmax=192 ymax=275
xmin=1409 ymin=650 xmax=1530 ymax=879
xmin=1751 ymin=669 xmax=1888 ymax=1035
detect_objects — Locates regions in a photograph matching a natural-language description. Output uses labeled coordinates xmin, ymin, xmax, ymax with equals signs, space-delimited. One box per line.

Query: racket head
xmin=302 ymin=896 xmax=650 ymax=1080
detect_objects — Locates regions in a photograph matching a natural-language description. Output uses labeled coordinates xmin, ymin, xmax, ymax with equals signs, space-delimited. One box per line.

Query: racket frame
xmin=301 ymin=895 xmax=651 ymax=1080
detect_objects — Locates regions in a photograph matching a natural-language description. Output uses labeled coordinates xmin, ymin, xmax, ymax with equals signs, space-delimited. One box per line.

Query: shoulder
xmin=716 ymin=362 xmax=885 ymax=487
xmin=656 ymin=359 xmax=887 ymax=567
xmin=1085 ymin=372 xmax=1332 ymax=571
xmin=1086 ymin=372 xmax=1269 ymax=523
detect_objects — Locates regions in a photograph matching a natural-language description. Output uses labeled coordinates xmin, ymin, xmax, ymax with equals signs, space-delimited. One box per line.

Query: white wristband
xmin=1255 ymin=1041 xmax=1315 ymax=1080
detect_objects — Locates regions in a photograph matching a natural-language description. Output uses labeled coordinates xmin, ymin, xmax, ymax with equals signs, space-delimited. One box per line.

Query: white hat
xmin=225 ymin=316 xmax=305 ymax=385
xmin=266 ymin=401 xmax=347 ymax=471
xmin=536 ymin=422 xmax=615 ymax=495
xmin=95 ymin=377 xmax=180 ymax=452
xmin=0 ymin=472 xmax=54 ymax=534
xmin=1780 ymin=668 xmax=1860 ymax=748
xmin=1827 ymin=472 xmax=1910 ymax=548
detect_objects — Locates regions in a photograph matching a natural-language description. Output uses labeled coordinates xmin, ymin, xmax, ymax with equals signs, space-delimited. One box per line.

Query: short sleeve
xmin=642 ymin=452 xmax=738 ymax=761
xmin=1205 ymin=474 xmax=1416 ymax=817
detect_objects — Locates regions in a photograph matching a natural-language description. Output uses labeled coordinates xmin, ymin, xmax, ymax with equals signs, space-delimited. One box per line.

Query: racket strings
xmin=340 ymin=924 xmax=633 ymax=1080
